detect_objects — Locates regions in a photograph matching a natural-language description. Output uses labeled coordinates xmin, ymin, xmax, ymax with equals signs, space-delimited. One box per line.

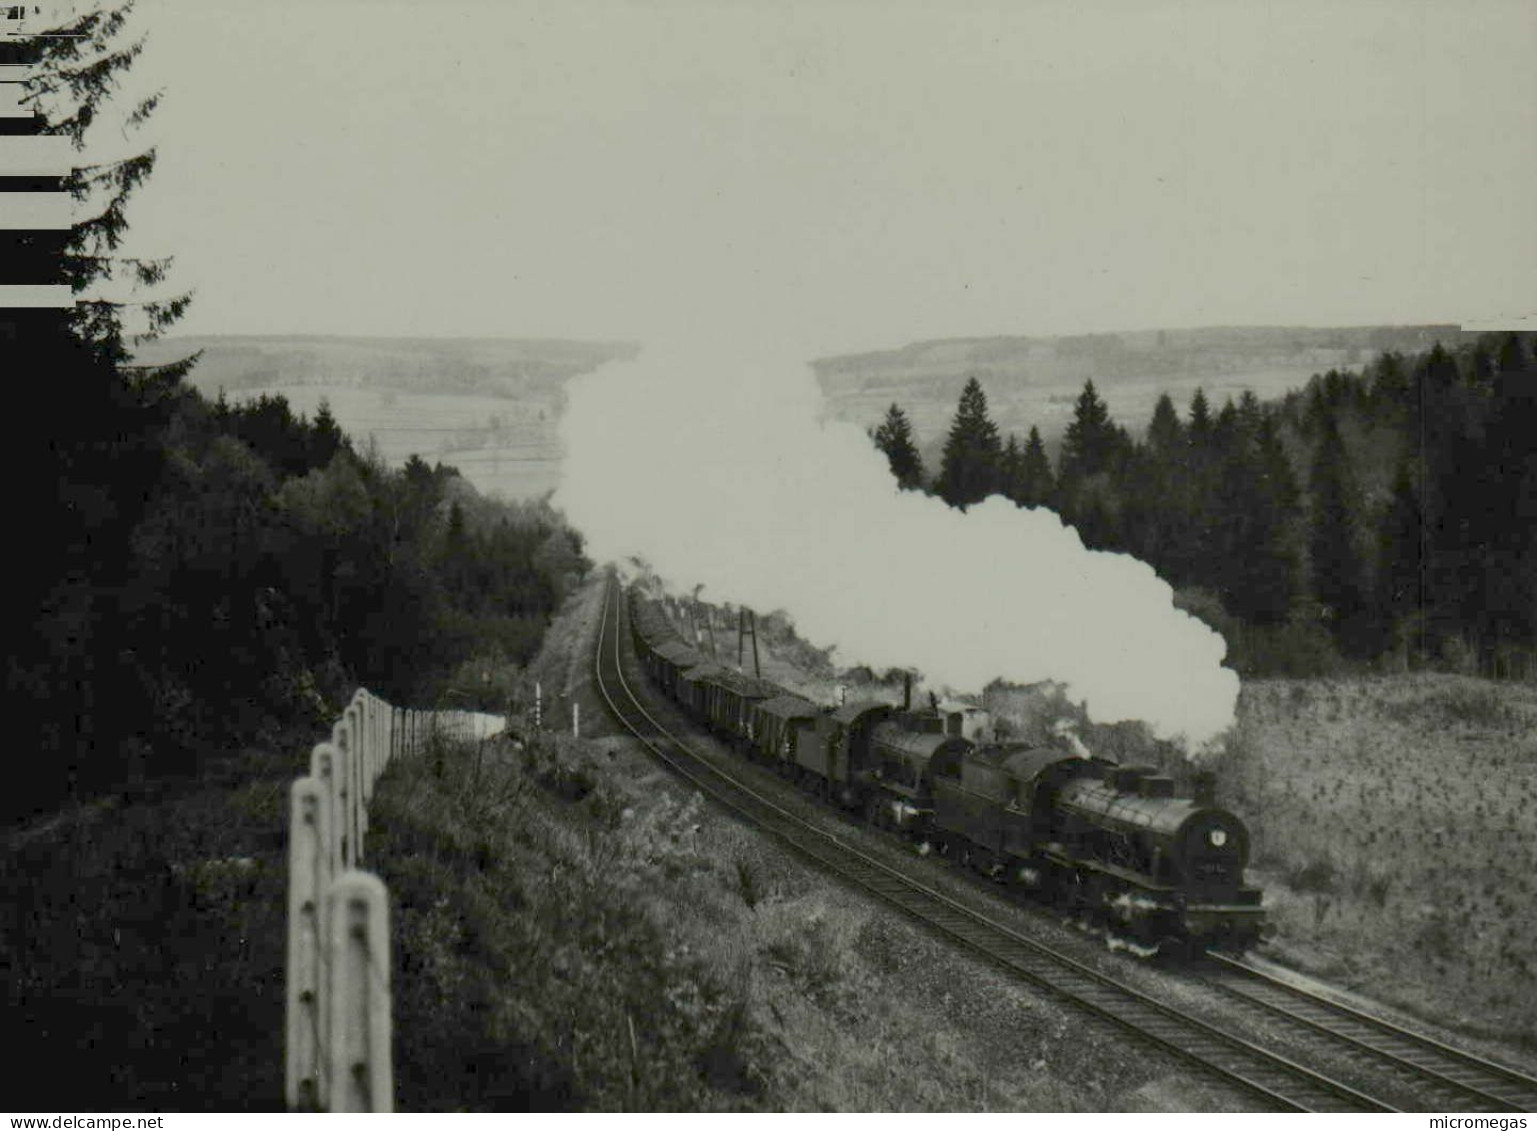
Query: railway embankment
xmin=640 ymin=578 xmax=1537 ymax=1083
xmin=363 ymin=573 xmax=1249 ymax=1111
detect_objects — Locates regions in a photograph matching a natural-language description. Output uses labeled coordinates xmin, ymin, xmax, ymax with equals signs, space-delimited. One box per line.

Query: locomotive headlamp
xmin=1209 ymin=828 xmax=1228 ymax=847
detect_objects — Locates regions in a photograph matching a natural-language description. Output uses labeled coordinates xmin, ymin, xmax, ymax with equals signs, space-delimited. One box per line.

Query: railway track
xmin=1202 ymin=951 xmax=1537 ymax=1112
xmin=591 ymin=576 xmax=1396 ymax=1113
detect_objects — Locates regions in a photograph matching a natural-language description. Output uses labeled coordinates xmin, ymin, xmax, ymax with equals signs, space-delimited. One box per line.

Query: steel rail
xmin=1204 ymin=952 xmax=1537 ymax=1112
xmin=592 ymin=576 xmax=1395 ymax=1114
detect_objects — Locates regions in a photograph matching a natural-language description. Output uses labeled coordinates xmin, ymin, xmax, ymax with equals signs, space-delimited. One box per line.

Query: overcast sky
xmin=118 ymin=0 xmax=1536 ymax=357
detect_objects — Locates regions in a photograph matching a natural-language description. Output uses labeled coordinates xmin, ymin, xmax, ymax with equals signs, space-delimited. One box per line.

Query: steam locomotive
xmin=627 ymin=591 xmax=1265 ymax=954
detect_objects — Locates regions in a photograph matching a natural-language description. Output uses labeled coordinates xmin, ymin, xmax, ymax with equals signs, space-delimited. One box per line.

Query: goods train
xmin=627 ymin=590 xmax=1265 ymax=954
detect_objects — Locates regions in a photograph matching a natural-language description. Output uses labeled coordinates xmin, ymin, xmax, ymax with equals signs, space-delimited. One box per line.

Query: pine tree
xmin=999 ymin=433 xmax=1023 ymax=502
xmin=1146 ymin=393 xmax=1182 ymax=457
xmin=1236 ymin=390 xmax=1263 ymax=436
xmin=1122 ymin=396 xmax=1185 ymax=581
xmin=1496 ymin=332 xmax=1528 ymax=376
xmin=310 ymin=397 xmax=347 ymax=470
xmin=1215 ymin=414 xmax=1300 ymax=625
xmin=1369 ymin=351 xmax=1409 ymax=411
xmin=1187 ymin=387 xmax=1213 ymax=446
xmin=1309 ymin=414 xmax=1369 ymax=652
xmin=871 ymin=402 xmax=926 ymax=491
xmin=22 ymin=3 xmax=194 ymax=370
xmin=1177 ymin=387 xmax=1220 ymax=590
xmin=1376 ymin=457 xmax=1427 ymax=663
xmin=1017 ymin=426 xmax=1055 ymax=508
xmin=935 ymin=376 xmax=1002 ymax=507
xmin=1060 ymin=379 xmax=1120 ymax=481
xmin=5 ymin=2 xmax=192 ymax=813
xmin=1057 ymin=380 xmax=1132 ymax=548
xmin=1466 ymin=344 xmax=1537 ymax=654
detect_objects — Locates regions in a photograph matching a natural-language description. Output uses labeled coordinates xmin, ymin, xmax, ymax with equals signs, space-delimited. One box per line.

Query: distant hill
xmin=133 ymin=334 xmax=639 ymax=399
xmin=131 ymin=324 xmax=1478 ymax=499
xmin=131 ymin=334 xmax=639 ymax=500
xmin=811 ymin=324 xmax=1479 ymax=465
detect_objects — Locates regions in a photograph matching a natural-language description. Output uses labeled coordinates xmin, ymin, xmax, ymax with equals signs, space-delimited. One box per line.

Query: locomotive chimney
xmin=903 ymin=671 xmax=912 ymax=711
xmin=1193 ymin=770 xmax=1216 ymax=806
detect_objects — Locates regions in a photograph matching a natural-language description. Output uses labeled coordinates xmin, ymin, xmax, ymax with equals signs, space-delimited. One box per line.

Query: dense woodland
xmin=2 ymin=7 xmax=586 ymax=825
xmin=9 ymin=368 xmax=586 ymax=823
xmin=873 ymin=334 xmax=1537 ymax=678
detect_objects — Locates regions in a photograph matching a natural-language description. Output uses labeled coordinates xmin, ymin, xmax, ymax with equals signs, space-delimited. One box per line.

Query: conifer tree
xmin=22 ymin=2 xmax=194 ymax=369
xmin=1369 ymin=351 xmax=1409 ymax=412
xmin=1146 ymin=392 xmax=1182 ymax=457
xmin=1376 ymin=458 xmax=1427 ymax=662
xmin=1178 ymin=387 xmax=1220 ymax=589
xmin=871 ymin=402 xmax=926 ymax=490
xmin=1214 ymin=414 xmax=1300 ymax=624
xmin=1122 ymin=395 xmax=1186 ymax=581
xmin=1236 ymin=390 xmax=1263 ymax=435
xmin=935 ymin=376 xmax=1002 ymax=507
xmin=1465 ymin=343 xmax=1537 ymax=654
xmin=999 ymin=433 xmax=1023 ymax=501
xmin=1309 ymin=414 xmax=1369 ymax=651
xmin=1187 ymin=387 xmax=1213 ymax=446
xmin=1017 ymin=425 xmax=1055 ymax=507
xmin=6 ymin=2 xmax=192 ymax=811
xmin=1060 ymin=379 xmax=1120 ymax=481
xmin=1056 ymin=380 xmax=1132 ymax=548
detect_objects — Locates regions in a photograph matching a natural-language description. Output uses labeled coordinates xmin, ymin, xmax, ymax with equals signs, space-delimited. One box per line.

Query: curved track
xmin=1203 ymin=952 xmax=1537 ymax=1112
xmin=593 ymin=576 xmax=1397 ymax=1113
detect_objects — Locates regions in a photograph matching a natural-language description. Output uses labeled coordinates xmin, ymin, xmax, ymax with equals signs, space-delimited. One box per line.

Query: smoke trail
xmin=554 ymin=340 xmax=1239 ymax=746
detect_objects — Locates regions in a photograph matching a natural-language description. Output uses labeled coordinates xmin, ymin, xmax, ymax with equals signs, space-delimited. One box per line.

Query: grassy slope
xmin=368 ymin=578 xmax=1250 ymax=1112
xmin=1 ymin=738 xmax=313 ymax=1110
xmin=1215 ymin=675 xmax=1537 ymax=1051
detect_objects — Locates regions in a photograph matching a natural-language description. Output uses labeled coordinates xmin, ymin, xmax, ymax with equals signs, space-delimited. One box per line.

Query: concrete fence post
xmin=308 ymin=743 xmax=343 ymax=878
xmin=361 ymin=693 xmax=375 ymax=793
xmin=331 ymin=720 xmax=356 ymax=869
xmin=360 ymin=694 xmax=370 ymax=790
xmin=345 ymin=704 xmax=368 ymax=848
xmin=286 ymin=776 xmax=332 ymax=1111
xmin=325 ymin=871 xmax=394 ymax=1113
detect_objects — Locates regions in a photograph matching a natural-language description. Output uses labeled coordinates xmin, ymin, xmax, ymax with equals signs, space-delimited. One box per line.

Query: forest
xmin=873 ymin=333 xmax=1537 ymax=678
xmin=8 ymin=372 xmax=586 ymax=823
xmin=1 ymin=6 xmax=588 ymax=825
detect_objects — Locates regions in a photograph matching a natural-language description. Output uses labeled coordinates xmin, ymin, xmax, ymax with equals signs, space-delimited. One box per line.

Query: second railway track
xmin=1200 ymin=951 xmax=1537 ymax=1112
xmin=592 ymin=575 xmax=1414 ymax=1113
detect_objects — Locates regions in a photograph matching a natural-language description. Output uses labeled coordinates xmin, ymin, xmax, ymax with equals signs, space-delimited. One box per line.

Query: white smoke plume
xmin=555 ymin=340 xmax=1239 ymax=747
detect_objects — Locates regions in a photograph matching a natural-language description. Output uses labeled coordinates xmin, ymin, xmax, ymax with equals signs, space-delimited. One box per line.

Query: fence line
xmin=285 ymin=689 xmax=505 ymax=1112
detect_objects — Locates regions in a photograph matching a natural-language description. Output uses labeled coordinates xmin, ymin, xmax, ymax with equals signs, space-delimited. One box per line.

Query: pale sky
xmin=112 ymin=0 xmax=1537 ymax=357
